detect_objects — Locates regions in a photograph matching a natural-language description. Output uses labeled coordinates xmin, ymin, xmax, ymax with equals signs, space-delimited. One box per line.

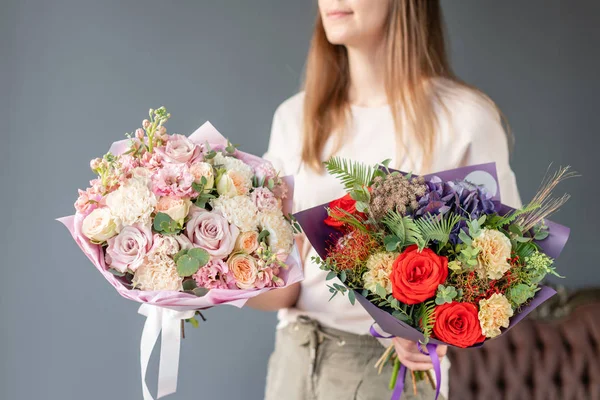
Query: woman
xmin=249 ymin=1 xmax=521 ymax=399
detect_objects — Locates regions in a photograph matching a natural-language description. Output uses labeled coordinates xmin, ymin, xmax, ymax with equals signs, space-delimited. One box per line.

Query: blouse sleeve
xmin=458 ymin=101 xmax=522 ymax=209
xmin=263 ymin=105 xmax=300 ymax=177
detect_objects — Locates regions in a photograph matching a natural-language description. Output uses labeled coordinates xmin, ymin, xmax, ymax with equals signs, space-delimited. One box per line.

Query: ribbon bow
xmin=370 ymin=324 xmax=441 ymax=400
xmin=138 ymin=304 xmax=196 ymax=400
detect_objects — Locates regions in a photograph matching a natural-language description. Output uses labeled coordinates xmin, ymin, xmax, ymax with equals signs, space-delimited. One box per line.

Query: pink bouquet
xmin=58 ymin=107 xmax=303 ymax=400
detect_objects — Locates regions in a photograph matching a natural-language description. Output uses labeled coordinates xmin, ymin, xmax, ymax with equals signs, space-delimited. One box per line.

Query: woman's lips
xmin=326 ymin=10 xmax=353 ymax=19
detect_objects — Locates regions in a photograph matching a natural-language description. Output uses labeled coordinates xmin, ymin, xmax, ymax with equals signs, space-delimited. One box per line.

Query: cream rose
xmin=189 ymin=162 xmax=215 ymax=191
xmin=478 ymin=293 xmax=514 ymax=338
xmin=155 ymin=197 xmax=191 ymax=224
xmin=228 ymin=252 xmax=258 ymax=289
xmin=234 ymin=231 xmax=259 ymax=254
xmin=216 ymin=173 xmax=237 ymax=197
xmin=472 ymin=228 xmax=512 ymax=280
xmin=81 ymin=207 xmax=118 ymax=242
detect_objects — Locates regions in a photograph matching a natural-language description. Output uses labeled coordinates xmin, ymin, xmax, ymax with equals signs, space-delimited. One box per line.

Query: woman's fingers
xmin=392 ymin=338 xmax=447 ymax=371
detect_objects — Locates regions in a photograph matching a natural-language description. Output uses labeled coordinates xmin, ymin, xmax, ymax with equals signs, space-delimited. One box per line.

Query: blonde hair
xmin=301 ymin=0 xmax=504 ymax=173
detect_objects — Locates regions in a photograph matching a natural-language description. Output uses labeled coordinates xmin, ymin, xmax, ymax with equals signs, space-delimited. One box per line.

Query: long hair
xmin=301 ymin=0 xmax=502 ymax=173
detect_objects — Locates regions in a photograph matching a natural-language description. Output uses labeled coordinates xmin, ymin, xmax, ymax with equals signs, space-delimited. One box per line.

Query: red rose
xmin=390 ymin=245 xmax=448 ymax=304
xmin=433 ymin=302 xmax=486 ymax=348
xmin=324 ymin=193 xmax=361 ymax=229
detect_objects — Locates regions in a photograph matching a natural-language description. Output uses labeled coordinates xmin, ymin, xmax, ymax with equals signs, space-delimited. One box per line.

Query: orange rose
xmin=228 ymin=253 xmax=258 ymax=289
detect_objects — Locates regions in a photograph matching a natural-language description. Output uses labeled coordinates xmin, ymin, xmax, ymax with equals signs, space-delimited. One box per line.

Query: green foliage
xmin=415 ymin=301 xmax=436 ymax=344
xmin=225 ymin=140 xmax=238 ymax=154
xmin=485 ymin=202 xmax=541 ymax=229
xmin=327 ymin=207 xmax=370 ymax=233
xmin=435 ymin=284 xmax=458 ymax=305
xmin=324 ymin=157 xmax=375 ymax=191
xmin=175 ymin=248 xmax=210 ymax=277
xmin=382 ymin=211 xmax=424 ymax=250
xmin=204 ymin=141 xmax=217 ymax=160
xmin=257 ymin=229 xmax=270 ymax=243
xmin=187 ymin=317 xmax=199 ymax=328
xmin=414 ymin=213 xmax=462 ymax=249
xmin=457 ymin=245 xmax=480 ymax=270
xmin=284 ymin=213 xmax=303 ymax=234
xmin=182 ymin=279 xmax=198 ymax=291
xmin=524 ymin=250 xmax=563 ymax=283
xmin=153 ymin=212 xmax=183 ymax=235
xmin=507 ymin=283 xmax=537 ymax=308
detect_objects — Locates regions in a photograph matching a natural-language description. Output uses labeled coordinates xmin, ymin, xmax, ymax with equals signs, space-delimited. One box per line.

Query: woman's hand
xmin=392 ymin=337 xmax=447 ymax=371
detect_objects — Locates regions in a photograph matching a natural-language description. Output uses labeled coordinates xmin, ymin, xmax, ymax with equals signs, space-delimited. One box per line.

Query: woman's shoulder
xmin=431 ymin=78 xmax=503 ymax=137
xmin=274 ymin=91 xmax=305 ymax=121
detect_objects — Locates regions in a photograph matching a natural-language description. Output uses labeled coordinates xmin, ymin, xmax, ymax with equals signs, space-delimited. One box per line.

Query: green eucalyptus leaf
xmin=375 ymin=284 xmax=388 ymax=299
xmin=193 ymin=287 xmax=210 ymax=297
xmin=258 ymin=229 xmax=271 ymax=243
xmin=326 ymin=271 xmax=337 ymax=281
xmin=339 ymin=270 xmax=347 ymax=282
xmin=348 ymin=290 xmax=356 ymax=305
xmin=182 ymin=279 xmax=198 ymax=291
xmin=177 ymin=255 xmax=201 ymax=277
xmin=188 ymin=248 xmax=210 ymax=266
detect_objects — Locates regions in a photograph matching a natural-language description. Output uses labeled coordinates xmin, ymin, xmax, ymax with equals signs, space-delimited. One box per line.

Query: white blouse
xmin=264 ymin=80 xmax=522 ymax=398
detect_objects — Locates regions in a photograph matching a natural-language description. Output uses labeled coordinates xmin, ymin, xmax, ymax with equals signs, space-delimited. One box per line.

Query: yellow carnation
xmin=363 ymin=252 xmax=397 ymax=294
xmin=472 ymin=228 xmax=512 ymax=280
xmin=478 ymin=293 xmax=514 ymax=338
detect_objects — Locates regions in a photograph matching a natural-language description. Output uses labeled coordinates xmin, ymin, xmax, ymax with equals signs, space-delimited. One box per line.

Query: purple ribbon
xmin=370 ymin=325 xmax=441 ymax=400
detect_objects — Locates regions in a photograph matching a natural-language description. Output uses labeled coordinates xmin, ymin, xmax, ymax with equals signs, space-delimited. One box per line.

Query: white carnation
xmin=259 ymin=211 xmax=294 ymax=254
xmin=132 ymin=251 xmax=183 ymax=291
xmin=106 ymin=176 xmax=157 ymax=227
xmin=211 ymin=195 xmax=259 ymax=232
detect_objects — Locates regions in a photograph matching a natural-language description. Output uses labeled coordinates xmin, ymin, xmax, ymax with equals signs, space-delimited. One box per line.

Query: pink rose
xmin=106 ymin=224 xmax=153 ymax=273
xmin=185 ymin=206 xmax=239 ymax=259
xmin=151 ymin=164 xmax=195 ymax=198
xmin=251 ymin=187 xmax=280 ymax=213
xmin=155 ymin=134 xmax=202 ymax=164
xmin=193 ymin=259 xmax=236 ymax=289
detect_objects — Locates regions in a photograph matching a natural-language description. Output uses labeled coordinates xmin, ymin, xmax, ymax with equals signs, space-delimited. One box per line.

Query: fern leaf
xmin=415 ymin=213 xmax=462 ymax=248
xmin=324 ymin=157 xmax=375 ymax=191
xmin=416 ymin=301 xmax=436 ymax=344
xmin=382 ymin=211 xmax=424 ymax=249
xmin=491 ymin=202 xmax=541 ymax=228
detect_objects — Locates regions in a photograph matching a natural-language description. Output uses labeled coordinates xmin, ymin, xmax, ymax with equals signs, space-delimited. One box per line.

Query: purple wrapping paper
xmin=294 ymin=163 xmax=570 ymax=348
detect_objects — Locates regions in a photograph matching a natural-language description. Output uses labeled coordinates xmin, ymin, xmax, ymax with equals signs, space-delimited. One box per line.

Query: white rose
xmin=189 ymin=162 xmax=214 ymax=192
xmin=155 ymin=197 xmax=191 ymax=224
xmin=216 ymin=173 xmax=238 ymax=197
xmin=81 ymin=207 xmax=118 ymax=242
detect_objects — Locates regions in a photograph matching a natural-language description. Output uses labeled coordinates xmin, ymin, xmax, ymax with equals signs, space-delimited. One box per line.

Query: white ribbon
xmin=138 ymin=304 xmax=196 ymax=400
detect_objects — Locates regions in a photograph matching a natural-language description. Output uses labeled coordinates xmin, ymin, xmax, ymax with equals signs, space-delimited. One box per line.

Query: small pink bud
xmin=157 ymin=126 xmax=167 ymax=135
xmin=135 ymin=128 xmax=145 ymax=140
xmin=90 ymin=158 xmax=101 ymax=171
xmin=142 ymin=119 xmax=150 ymax=129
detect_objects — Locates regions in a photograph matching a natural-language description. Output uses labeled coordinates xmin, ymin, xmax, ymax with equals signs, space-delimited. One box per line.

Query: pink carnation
xmin=254 ymin=266 xmax=284 ymax=289
xmin=151 ymin=164 xmax=195 ymax=198
xmin=251 ymin=187 xmax=280 ymax=213
xmin=193 ymin=259 xmax=236 ymax=289
xmin=254 ymin=162 xmax=278 ymax=183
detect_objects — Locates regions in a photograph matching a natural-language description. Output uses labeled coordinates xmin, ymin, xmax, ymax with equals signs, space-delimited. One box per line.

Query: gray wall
xmin=1 ymin=1 xmax=598 ymax=399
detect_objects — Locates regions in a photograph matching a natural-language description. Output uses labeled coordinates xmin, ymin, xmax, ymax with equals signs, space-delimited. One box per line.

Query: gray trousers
xmin=265 ymin=316 xmax=444 ymax=400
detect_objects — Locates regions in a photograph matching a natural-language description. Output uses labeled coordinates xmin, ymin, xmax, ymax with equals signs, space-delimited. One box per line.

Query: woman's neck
xmin=346 ymin=42 xmax=387 ymax=108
